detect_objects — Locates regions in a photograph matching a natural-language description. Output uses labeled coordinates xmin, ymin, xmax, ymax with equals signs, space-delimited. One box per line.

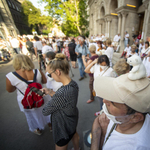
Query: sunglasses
xmin=48 ymin=70 xmax=55 ymax=78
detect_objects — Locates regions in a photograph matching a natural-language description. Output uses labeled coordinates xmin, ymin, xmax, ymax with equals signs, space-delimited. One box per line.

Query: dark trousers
xmin=89 ymin=76 xmax=94 ymax=101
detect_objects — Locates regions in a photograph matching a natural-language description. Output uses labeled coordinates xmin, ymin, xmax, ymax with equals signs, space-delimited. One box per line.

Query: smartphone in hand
xmin=30 ymin=87 xmax=44 ymax=96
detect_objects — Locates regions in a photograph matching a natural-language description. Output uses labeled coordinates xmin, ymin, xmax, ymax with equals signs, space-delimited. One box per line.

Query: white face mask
xmin=103 ymin=104 xmax=129 ymax=124
xmin=100 ymin=65 xmax=107 ymax=70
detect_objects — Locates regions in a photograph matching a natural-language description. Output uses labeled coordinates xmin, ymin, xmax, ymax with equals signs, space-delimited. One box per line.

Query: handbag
xmin=77 ymin=53 xmax=82 ymax=58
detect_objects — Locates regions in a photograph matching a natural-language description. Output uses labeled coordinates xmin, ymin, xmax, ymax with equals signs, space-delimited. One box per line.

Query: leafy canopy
xmin=22 ymin=0 xmax=54 ymax=33
xmin=40 ymin=0 xmax=89 ymax=36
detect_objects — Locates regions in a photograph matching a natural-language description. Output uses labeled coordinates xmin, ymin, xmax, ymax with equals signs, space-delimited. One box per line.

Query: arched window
xmin=11 ymin=2 xmax=16 ymax=9
xmin=7 ymin=0 xmax=12 ymax=7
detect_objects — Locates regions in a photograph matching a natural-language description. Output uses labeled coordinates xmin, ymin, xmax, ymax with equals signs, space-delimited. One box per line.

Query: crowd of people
xmin=3 ymin=31 xmax=150 ymax=150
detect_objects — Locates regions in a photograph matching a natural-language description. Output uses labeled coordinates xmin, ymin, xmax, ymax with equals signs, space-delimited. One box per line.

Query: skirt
xmin=23 ymin=95 xmax=51 ymax=132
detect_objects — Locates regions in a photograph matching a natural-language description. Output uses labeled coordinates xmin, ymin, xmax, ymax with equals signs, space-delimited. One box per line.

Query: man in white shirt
xmin=91 ymin=71 xmax=150 ymax=150
xmin=113 ymin=33 xmax=121 ymax=52
xmin=9 ymin=36 xmax=20 ymax=54
xmin=105 ymin=39 xmax=114 ymax=67
xmin=41 ymin=40 xmax=54 ymax=59
xmin=113 ymin=33 xmax=121 ymax=42
xmin=124 ymin=31 xmax=129 ymax=48
xmin=120 ymin=44 xmax=131 ymax=58
xmin=33 ymin=36 xmax=43 ymax=70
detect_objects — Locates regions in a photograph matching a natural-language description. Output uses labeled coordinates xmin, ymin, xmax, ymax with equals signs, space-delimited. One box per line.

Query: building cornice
xmin=116 ymin=6 xmax=137 ymax=14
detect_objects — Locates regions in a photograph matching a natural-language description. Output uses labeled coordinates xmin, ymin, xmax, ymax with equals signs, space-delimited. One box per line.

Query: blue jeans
xmin=96 ymin=97 xmax=103 ymax=110
xmin=77 ymin=57 xmax=85 ymax=78
xmin=124 ymin=40 xmax=128 ymax=48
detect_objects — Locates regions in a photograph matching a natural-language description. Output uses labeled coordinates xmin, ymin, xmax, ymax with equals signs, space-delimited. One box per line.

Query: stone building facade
xmin=0 ymin=0 xmax=29 ymax=39
xmin=88 ymin=0 xmax=150 ymax=52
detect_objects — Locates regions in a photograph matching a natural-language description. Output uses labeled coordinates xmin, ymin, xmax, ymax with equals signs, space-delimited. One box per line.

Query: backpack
xmin=12 ymin=69 xmax=44 ymax=109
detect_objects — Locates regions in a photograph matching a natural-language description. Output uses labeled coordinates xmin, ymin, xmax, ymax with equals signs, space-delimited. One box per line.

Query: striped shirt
xmin=42 ymin=80 xmax=79 ymax=143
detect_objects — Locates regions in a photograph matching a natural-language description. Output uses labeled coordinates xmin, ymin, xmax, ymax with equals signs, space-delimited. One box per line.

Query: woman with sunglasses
xmin=42 ymin=53 xmax=80 ymax=150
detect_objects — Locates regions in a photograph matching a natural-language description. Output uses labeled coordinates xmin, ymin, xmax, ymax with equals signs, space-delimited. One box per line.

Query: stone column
xmin=142 ymin=2 xmax=150 ymax=40
xmin=107 ymin=19 xmax=111 ymax=38
xmin=118 ymin=14 xmax=122 ymax=34
xmin=120 ymin=12 xmax=128 ymax=52
xmin=105 ymin=19 xmax=108 ymax=37
xmin=121 ymin=12 xmax=128 ymax=41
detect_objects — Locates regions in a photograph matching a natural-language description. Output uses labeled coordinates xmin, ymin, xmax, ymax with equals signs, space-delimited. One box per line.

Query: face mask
xmin=100 ymin=65 xmax=107 ymax=70
xmin=103 ymin=104 xmax=123 ymax=124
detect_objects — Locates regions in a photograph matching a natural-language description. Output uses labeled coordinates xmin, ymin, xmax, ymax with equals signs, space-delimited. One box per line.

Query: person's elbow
xmin=42 ymin=78 xmax=47 ymax=84
xmin=6 ymin=87 xmax=15 ymax=93
xmin=84 ymin=68 xmax=91 ymax=74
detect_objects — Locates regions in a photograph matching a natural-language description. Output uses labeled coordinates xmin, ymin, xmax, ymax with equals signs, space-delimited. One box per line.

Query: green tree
xmin=40 ymin=0 xmax=89 ymax=36
xmin=22 ymin=0 xmax=54 ymax=34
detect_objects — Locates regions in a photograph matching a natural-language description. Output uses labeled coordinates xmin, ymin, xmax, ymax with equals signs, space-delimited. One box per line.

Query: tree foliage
xmin=21 ymin=0 xmax=54 ymax=34
xmin=40 ymin=0 xmax=89 ymax=36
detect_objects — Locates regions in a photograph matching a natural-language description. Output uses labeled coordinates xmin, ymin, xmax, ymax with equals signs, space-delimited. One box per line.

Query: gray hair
xmin=78 ymin=37 xmax=84 ymax=42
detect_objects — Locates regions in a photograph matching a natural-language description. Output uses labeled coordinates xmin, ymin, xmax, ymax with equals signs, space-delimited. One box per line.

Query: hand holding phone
xmin=30 ymin=87 xmax=45 ymax=96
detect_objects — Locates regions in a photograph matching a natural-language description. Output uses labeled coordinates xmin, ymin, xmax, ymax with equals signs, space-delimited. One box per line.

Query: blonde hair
xmin=113 ymin=59 xmax=130 ymax=76
xmin=89 ymin=44 xmax=96 ymax=53
xmin=131 ymin=44 xmax=137 ymax=49
xmin=106 ymin=39 xmax=112 ymax=46
xmin=13 ymin=54 xmax=34 ymax=71
xmin=48 ymin=53 xmax=70 ymax=75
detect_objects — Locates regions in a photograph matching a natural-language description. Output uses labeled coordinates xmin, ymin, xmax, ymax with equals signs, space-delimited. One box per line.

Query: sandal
xmin=94 ymin=111 xmax=101 ymax=116
xmin=48 ymin=123 xmax=52 ymax=132
xmin=33 ymin=129 xmax=42 ymax=135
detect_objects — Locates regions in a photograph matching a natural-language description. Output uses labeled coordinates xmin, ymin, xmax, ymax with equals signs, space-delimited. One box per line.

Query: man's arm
xmin=91 ymin=117 xmax=102 ymax=150
xmin=91 ymin=113 xmax=109 ymax=150
xmin=75 ymin=45 xmax=78 ymax=55
xmin=34 ymin=47 xmax=37 ymax=58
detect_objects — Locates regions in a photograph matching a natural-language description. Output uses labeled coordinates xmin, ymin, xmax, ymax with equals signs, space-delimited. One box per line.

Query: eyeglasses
xmin=48 ymin=70 xmax=55 ymax=78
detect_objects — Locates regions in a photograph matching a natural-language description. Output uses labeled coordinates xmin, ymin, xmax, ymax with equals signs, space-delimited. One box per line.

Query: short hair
xmin=71 ymin=39 xmax=75 ymax=43
xmin=47 ymin=53 xmax=70 ymax=75
xmin=46 ymin=51 xmax=56 ymax=60
xmin=125 ymin=104 xmax=147 ymax=117
xmin=97 ymin=41 xmax=102 ymax=45
xmin=78 ymin=37 xmax=84 ymax=42
xmin=106 ymin=39 xmax=112 ymax=46
xmin=113 ymin=59 xmax=130 ymax=76
xmin=97 ymin=55 xmax=110 ymax=66
xmin=140 ymin=39 xmax=144 ymax=43
xmin=34 ymin=36 xmax=39 ymax=41
xmin=89 ymin=45 xmax=96 ymax=53
xmin=13 ymin=54 xmax=34 ymax=71
xmin=131 ymin=44 xmax=137 ymax=49
xmin=145 ymin=41 xmax=149 ymax=47
xmin=25 ymin=37 xmax=29 ymax=41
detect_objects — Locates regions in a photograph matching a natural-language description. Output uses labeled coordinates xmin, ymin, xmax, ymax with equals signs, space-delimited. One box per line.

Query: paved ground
xmin=0 ymin=60 xmax=100 ymax=150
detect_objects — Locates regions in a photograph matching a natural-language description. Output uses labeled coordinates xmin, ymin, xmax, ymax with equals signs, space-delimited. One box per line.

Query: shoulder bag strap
xmin=33 ymin=69 xmax=37 ymax=82
xmin=12 ymin=72 xmax=29 ymax=84
xmin=103 ymin=123 xmax=116 ymax=145
xmin=12 ymin=69 xmax=37 ymax=95
xmin=101 ymin=67 xmax=110 ymax=76
xmin=144 ymin=48 xmax=149 ymax=54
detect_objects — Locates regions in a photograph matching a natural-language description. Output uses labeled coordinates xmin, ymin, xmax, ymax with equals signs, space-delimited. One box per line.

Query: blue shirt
xmin=75 ymin=44 xmax=90 ymax=56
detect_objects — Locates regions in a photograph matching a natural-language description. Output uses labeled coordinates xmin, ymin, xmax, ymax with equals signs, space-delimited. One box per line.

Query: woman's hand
xmin=93 ymin=58 xmax=98 ymax=64
xmin=41 ymin=88 xmax=55 ymax=97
